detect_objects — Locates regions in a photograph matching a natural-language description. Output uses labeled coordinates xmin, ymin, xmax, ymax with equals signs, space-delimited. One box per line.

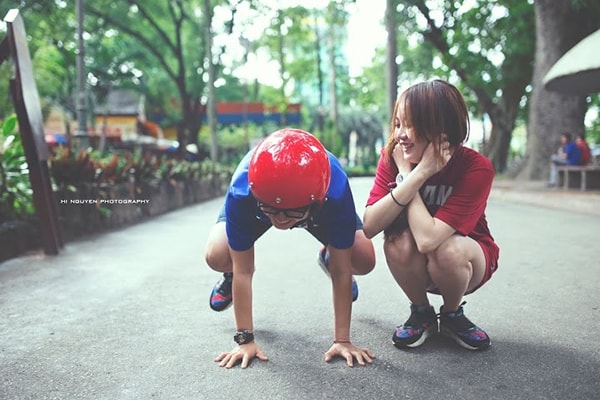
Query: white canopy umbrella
xmin=543 ymin=28 xmax=600 ymax=95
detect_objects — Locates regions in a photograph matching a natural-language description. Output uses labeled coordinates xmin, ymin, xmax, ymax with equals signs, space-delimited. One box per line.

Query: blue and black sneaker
xmin=317 ymin=247 xmax=359 ymax=302
xmin=392 ymin=304 xmax=438 ymax=348
xmin=439 ymin=301 xmax=491 ymax=350
xmin=209 ymin=272 xmax=233 ymax=312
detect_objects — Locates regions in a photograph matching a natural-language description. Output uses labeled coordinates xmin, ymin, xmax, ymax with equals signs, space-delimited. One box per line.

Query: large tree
xmin=84 ymin=1 xmax=209 ymax=153
xmin=518 ymin=0 xmax=600 ymax=180
xmin=394 ymin=0 xmax=535 ymax=173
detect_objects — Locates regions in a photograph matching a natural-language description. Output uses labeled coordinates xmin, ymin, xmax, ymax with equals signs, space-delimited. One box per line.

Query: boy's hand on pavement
xmin=214 ymin=342 xmax=268 ymax=369
xmin=324 ymin=342 xmax=375 ymax=368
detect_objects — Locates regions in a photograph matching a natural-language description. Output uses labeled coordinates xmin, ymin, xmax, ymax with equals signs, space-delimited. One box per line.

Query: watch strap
xmin=233 ymin=330 xmax=254 ymax=345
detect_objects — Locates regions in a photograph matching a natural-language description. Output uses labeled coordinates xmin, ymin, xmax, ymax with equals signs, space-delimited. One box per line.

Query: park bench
xmin=557 ymin=163 xmax=600 ymax=191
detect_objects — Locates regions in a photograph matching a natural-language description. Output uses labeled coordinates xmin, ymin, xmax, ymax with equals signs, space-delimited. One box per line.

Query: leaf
xmin=0 ymin=135 xmax=16 ymax=155
xmin=2 ymin=115 xmax=17 ymax=137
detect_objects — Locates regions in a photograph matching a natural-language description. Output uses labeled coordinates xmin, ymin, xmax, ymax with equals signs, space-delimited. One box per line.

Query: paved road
xmin=1 ymin=177 xmax=599 ymax=400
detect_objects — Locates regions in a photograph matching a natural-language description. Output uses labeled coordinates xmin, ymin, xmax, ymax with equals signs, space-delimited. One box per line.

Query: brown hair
xmin=384 ymin=79 xmax=470 ymax=163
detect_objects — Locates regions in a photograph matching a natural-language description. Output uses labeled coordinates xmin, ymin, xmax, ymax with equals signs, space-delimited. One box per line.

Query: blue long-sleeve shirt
xmin=564 ymin=141 xmax=581 ymax=165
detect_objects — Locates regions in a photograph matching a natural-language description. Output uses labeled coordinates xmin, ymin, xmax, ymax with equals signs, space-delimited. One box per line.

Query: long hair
xmin=384 ymin=79 xmax=470 ymax=164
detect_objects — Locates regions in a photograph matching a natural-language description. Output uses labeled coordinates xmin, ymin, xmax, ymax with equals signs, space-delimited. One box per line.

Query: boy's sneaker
xmin=392 ymin=304 xmax=438 ymax=348
xmin=317 ymin=247 xmax=359 ymax=302
xmin=209 ymin=272 xmax=233 ymax=311
xmin=439 ymin=301 xmax=490 ymax=350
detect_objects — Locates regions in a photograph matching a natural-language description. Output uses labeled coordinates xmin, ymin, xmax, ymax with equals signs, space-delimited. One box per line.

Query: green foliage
xmin=586 ymin=123 xmax=600 ymax=145
xmin=344 ymin=164 xmax=377 ymax=177
xmin=198 ymin=123 xmax=269 ymax=165
xmin=258 ymin=5 xmax=315 ymax=93
xmin=586 ymin=95 xmax=600 ymax=144
xmin=48 ymin=145 xmax=233 ymax=230
xmin=0 ymin=64 xmax=15 ymax=119
xmin=0 ymin=114 xmax=36 ymax=219
xmin=5 ymin=0 xmax=78 ymax=120
xmin=214 ymin=74 xmax=250 ymax=103
xmin=395 ymin=0 xmax=535 ymax=101
xmin=340 ymin=47 xmax=388 ymax=117
xmin=4 ymin=0 xmax=585 ymax=180
xmin=83 ymin=1 xmax=205 ymax=119
xmin=1 ymin=115 xmax=16 ymax=138
xmin=587 ymin=127 xmax=600 ymax=145
xmin=389 ymin=0 xmax=536 ymax=173
xmin=313 ymin=123 xmax=344 ymax=156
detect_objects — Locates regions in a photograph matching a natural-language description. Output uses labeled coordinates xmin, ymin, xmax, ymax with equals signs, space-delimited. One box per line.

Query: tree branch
xmin=126 ymin=0 xmax=179 ymax=56
xmin=412 ymin=0 xmax=496 ymax=113
xmin=85 ymin=4 xmax=178 ymax=84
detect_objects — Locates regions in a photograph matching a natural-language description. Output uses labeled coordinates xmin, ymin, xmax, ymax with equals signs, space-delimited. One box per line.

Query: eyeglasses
xmin=257 ymin=202 xmax=311 ymax=219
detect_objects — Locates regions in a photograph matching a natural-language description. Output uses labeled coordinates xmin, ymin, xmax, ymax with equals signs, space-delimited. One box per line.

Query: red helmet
xmin=248 ymin=128 xmax=331 ymax=209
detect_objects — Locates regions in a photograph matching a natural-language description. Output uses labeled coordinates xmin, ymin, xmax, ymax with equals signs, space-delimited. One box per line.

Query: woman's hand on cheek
xmin=392 ymin=142 xmax=413 ymax=174
xmin=418 ymin=136 xmax=451 ymax=177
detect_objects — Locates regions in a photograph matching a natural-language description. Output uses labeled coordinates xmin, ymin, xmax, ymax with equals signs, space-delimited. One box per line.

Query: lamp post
xmin=239 ymin=35 xmax=250 ymax=150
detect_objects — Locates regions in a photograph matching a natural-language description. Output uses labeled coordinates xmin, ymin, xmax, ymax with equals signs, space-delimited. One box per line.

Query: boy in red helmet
xmin=205 ymin=128 xmax=376 ymax=369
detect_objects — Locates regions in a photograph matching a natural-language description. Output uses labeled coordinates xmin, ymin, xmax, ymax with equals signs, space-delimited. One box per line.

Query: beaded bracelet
xmin=389 ymin=189 xmax=407 ymax=207
xmin=333 ymin=340 xmax=351 ymax=344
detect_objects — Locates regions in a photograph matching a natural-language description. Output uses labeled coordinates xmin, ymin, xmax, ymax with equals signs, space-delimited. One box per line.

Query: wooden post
xmin=2 ymin=9 xmax=63 ymax=255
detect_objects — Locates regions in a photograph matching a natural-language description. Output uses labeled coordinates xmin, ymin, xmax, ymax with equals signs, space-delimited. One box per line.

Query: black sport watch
xmin=233 ymin=330 xmax=254 ymax=345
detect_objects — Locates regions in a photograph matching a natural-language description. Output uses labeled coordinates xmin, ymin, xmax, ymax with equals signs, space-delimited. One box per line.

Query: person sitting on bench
xmin=548 ymin=133 xmax=581 ymax=187
xmin=576 ymin=134 xmax=591 ymax=166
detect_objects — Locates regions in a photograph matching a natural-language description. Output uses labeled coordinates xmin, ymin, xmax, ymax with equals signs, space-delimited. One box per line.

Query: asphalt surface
xmin=1 ymin=177 xmax=599 ymax=400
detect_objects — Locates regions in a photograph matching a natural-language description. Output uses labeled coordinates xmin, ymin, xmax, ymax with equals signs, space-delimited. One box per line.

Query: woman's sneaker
xmin=392 ymin=304 xmax=438 ymax=348
xmin=439 ymin=302 xmax=490 ymax=350
xmin=209 ymin=272 xmax=233 ymax=311
xmin=317 ymin=247 xmax=359 ymax=302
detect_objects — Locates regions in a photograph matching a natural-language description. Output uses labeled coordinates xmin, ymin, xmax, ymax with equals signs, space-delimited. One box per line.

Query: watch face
xmin=234 ymin=331 xmax=254 ymax=345
xmin=396 ymin=173 xmax=404 ymax=185
xmin=235 ymin=333 xmax=247 ymax=344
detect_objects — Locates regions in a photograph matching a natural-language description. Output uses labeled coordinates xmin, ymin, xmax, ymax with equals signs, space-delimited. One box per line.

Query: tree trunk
xmin=385 ymin=0 xmax=399 ymax=124
xmin=313 ymin=19 xmax=325 ymax=133
xmin=519 ymin=0 xmax=597 ymax=181
xmin=203 ymin=0 xmax=218 ymax=162
xmin=328 ymin=22 xmax=338 ymax=138
xmin=276 ymin=9 xmax=287 ymax=127
xmin=486 ymin=110 xmax=515 ymax=173
xmin=484 ymin=80 xmax=525 ymax=173
xmin=314 ymin=17 xmax=324 ymax=109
